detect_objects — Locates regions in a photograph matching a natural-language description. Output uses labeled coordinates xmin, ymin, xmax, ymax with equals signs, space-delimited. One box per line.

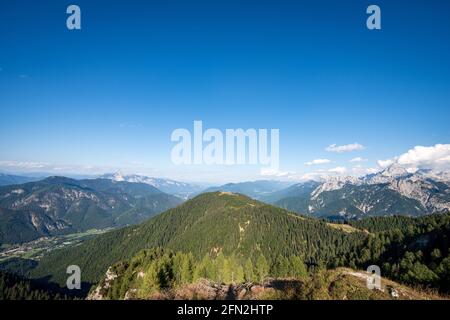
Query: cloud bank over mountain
xmin=378 ymin=144 xmax=450 ymax=172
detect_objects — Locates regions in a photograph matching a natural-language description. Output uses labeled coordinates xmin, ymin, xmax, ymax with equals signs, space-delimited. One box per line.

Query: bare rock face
xmin=363 ymin=166 xmax=450 ymax=211
xmin=306 ymin=165 xmax=450 ymax=217
xmin=389 ymin=287 xmax=400 ymax=299
xmin=87 ymin=267 xmax=119 ymax=300
xmin=100 ymin=278 xmax=282 ymax=300
xmin=172 ymin=279 xmax=222 ymax=300
xmin=311 ymin=176 xmax=361 ymax=200
xmin=237 ymin=288 xmax=247 ymax=300
xmin=387 ymin=175 xmax=450 ymax=212
xmin=124 ymin=289 xmax=138 ymax=300
xmin=250 ymin=285 xmax=265 ymax=296
xmin=152 ymin=281 xmax=279 ymax=300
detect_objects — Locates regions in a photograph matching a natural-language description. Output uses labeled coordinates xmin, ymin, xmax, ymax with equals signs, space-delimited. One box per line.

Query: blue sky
xmin=1 ymin=0 xmax=449 ymax=183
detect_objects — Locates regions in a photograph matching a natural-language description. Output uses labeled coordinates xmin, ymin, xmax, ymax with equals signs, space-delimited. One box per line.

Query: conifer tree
xmin=221 ymin=257 xmax=232 ymax=283
xmin=256 ymin=254 xmax=269 ymax=283
xmin=180 ymin=253 xmax=194 ymax=284
xmin=244 ymin=258 xmax=255 ymax=282
xmin=235 ymin=265 xmax=245 ymax=284
xmin=290 ymin=256 xmax=308 ymax=279
xmin=215 ymin=252 xmax=225 ymax=283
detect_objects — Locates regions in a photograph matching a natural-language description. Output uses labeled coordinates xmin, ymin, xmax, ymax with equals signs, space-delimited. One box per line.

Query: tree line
xmin=0 ymin=271 xmax=70 ymax=300
xmin=342 ymin=213 xmax=450 ymax=293
xmin=101 ymin=248 xmax=308 ymax=299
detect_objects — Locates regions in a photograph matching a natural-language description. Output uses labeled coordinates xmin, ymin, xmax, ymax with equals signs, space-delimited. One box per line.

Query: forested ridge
xmin=0 ymin=271 xmax=71 ymax=300
xmin=345 ymin=214 xmax=450 ymax=292
xmin=30 ymin=192 xmax=365 ymax=286
xmin=1 ymin=192 xmax=447 ymax=299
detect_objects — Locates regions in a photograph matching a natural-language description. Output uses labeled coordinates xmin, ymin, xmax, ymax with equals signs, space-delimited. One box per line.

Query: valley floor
xmin=0 ymin=228 xmax=112 ymax=263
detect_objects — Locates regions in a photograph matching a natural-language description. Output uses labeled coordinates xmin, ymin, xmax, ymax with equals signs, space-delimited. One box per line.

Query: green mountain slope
xmin=0 ymin=177 xmax=183 ymax=245
xmin=30 ymin=192 xmax=366 ymax=287
xmin=0 ymin=208 xmax=69 ymax=245
xmin=0 ymin=173 xmax=40 ymax=186
xmin=0 ymin=270 xmax=70 ymax=300
xmin=346 ymin=213 xmax=450 ymax=293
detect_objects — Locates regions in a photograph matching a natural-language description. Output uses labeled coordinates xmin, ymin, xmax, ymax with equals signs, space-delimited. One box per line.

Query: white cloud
xmin=351 ymin=166 xmax=379 ymax=176
xmin=326 ymin=143 xmax=365 ymax=153
xmin=299 ymin=173 xmax=318 ymax=180
xmin=377 ymin=144 xmax=450 ymax=171
xmin=350 ymin=157 xmax=366 ymax=163
xmin=397 ymin=144 xmax=450 ymax=168
xmin=437 ymin=155 xmax=450 ymax=163
xmin=0 ymin=160 xmax=119 ymax=175
xmin=377 ymin=159 xmax=394 ymax=168
xmin=367 ymin=168 xmax=379 ymax=174
xmin=305 ymin=159 xmax=331 ymax=166
xmin=260 ymin=168 xmax=295 ymax=177
xmin=0 ymin=161 xmax=47 ymax=169
xmin=328 ymin=166 xmax=347 ymax=174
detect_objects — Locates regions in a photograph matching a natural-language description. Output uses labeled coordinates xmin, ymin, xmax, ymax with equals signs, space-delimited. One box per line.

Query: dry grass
xmin=326 ymin=223 xmax=367 ymax=234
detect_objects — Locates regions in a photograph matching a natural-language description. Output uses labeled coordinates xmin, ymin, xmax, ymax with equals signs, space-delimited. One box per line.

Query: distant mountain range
xmin=192 ymin=167 xmax=450 ymax=219
xmin=203 ymin=180 xmax=294 ymax=200
xmin=100 ymin=172 xmax=205 ymax=199
xmin=1 ymin=164 xmax=449 ymax=247
xmin=0 ymin=177 xmax=183 ymax=245
xmin=0 ymin=173 xmax=40 ymax=186
xmin=268 ymin=165 xmax=450 ymax=219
